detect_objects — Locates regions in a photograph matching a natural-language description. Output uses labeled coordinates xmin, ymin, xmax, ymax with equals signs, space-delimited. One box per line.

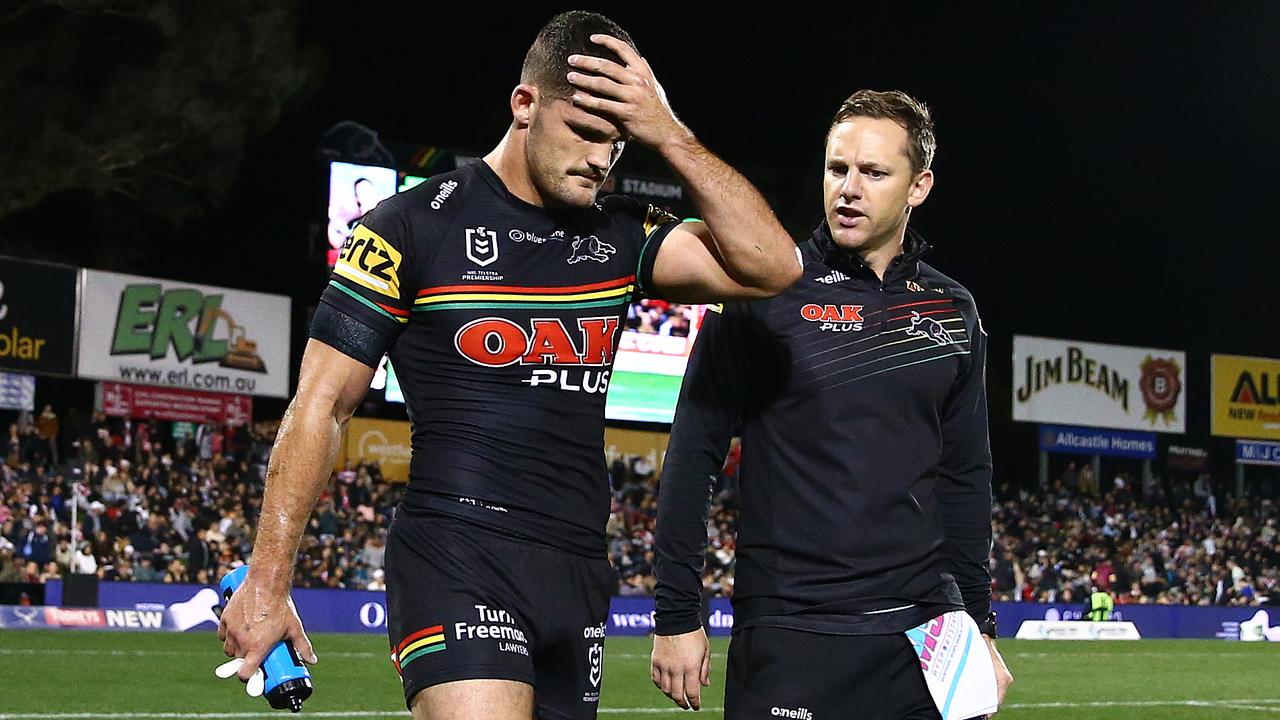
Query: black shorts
xmin=386 ymin=510 xmax=613 ymax=719
xmin=726 ymin=626 xmax=943 ymax=720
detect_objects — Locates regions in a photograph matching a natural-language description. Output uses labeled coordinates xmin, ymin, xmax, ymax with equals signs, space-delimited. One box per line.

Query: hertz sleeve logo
xmin=335 ymin=225 xmax=403 ymax=300
xmin=642 ymin=204 xmax=678 ymax=238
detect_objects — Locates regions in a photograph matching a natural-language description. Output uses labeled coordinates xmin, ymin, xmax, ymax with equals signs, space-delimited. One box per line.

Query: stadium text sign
xmin=1013 ymin=336 xmax=1186 ymax=433
xmin=1038 ymin=425 xmax=1157 ymax=459
xmin=1212 ymin=354 xmax=1280 ymax=440
xmin=1236 ymin=440 xmax=1280 ymax=467
xmin=77 ymin=270 xmax=291 ymax=398
xmin=0 ymin=256 xmax=79 ymax=376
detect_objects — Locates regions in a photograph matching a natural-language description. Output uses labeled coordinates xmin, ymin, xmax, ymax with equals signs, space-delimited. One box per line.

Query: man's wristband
xmin=976 ymin=611 xmax=998 ymax=639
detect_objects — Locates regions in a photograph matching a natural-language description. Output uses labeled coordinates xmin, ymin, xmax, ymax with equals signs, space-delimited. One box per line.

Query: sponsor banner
xmin=1236 ymin=440 xmax=1280 ymax=467
xmin=51 ymin=580 xmax=387 ymax=634
xmin=0 ymin=606 xmax=180 ymax=632
xmin=1038 ymin=424 xmax=1157 ymax=459
xmin=98 ymin=382 xmax=252 ymax=426
xmin=604 ymin=427 xmax=670 ymax=472
xmin=1212 ymin=354 xmax=1280 ymax=440
xmin=993 ymin=602 xmax=1280 ymax=641
xmin=29 ymin=585 xmax=1277 ymax=641
xmin=605 ymin=596 xmax=734 ymax=637
xmin=1013 ymin=336 xmax=1186 ymax=433
xmin=77 ymin=269 xmax=291 ymax=398
xmin=1166 ymin=444 xmax=1210 ymax=472
xmin=0 ymin=371 xmax=35 ymax=411
xmin=0 ymin=256 xmax=79 ymax=376
xmin=344 ymin=417 xmax=412 ymax=482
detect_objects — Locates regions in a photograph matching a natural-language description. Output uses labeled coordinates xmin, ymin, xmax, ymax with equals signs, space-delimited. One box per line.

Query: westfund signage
xmin=0 ymin=257 xmax=78 ymax=376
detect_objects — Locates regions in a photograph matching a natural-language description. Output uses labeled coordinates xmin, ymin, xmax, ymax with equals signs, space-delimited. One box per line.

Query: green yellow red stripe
xmin=394 ymin=625 xmax=447 ymax=673
xmin=417 ymin=275 xmax=635 ymax=298
xmin=328 ymin=280 xmax=408 ymax=324
xmin=412 ymin=275 xmax=636 ymax=313
xmin=415 ymin=285 xmax=633 ymax=306
xmin=414 ymin=298 xmax=629 ymax=313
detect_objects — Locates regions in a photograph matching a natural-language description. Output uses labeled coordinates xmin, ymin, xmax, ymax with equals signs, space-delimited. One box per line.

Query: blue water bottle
xmin=220 ymin=565 xmax=314 ymax=712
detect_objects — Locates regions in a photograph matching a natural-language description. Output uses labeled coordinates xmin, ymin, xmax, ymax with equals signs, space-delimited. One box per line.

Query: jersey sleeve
xmin=935 ymin=292 xmax=994 ymax=624
xmin=600 ymin=195 xmax=681 ymax=297
xmin=654 ymin=302 xmax=754 ymax=634
xmin=311 ymin=196 xmax=417 ymax=368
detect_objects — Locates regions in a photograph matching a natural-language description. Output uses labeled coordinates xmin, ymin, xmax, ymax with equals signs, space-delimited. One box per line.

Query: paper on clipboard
xmin=904 ymin=610 xmax=999 ymax=720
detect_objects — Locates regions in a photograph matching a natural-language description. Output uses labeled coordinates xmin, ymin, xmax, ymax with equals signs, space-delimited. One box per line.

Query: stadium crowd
xmin=1 ymin=403 xmax=1277 ymax=610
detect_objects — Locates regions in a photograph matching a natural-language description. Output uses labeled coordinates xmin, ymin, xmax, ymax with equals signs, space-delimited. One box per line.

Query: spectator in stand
xmin=36 ymin=405 xmax=59 ymax=465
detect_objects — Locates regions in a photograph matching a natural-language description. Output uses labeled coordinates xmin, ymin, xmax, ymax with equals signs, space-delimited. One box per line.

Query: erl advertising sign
xmin=77 ymin=270 xmax=291 ymax=398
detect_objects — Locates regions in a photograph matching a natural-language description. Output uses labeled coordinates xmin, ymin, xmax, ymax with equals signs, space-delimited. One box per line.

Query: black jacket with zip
xmin=654 ymin=223 xmax=993 ymax=636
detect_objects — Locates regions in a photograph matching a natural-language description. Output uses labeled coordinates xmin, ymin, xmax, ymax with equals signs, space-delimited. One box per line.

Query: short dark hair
xmin=830 ymin=90 xmax=936 ymax=173
xmin=521 ymin=11 xmax=637 ymax=100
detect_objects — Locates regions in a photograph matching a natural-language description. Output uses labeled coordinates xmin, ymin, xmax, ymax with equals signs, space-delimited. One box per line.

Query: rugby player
xmin=219 ymin=11 xmax=800 ymax=720
xmin=651 ymin=90 xmax=1014 ymax=718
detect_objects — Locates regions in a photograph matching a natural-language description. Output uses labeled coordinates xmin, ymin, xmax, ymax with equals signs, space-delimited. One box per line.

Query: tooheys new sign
xmin=1212 ymin=355 xmax=1280 ymax=441
xmin=0 ymin=257 xmax=79 ymax=376
xmin=77 ymin=270 xmax=291 ymax=398
xmin=1013 ymin=336 xmax=1186 ymax=433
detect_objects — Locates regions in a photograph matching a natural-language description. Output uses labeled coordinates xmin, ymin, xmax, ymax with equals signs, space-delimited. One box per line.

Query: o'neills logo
xmin=1140 ymin=356 xmax=1182 ymax=426
xmin=771 ymin=707 xmax=813 ymax=720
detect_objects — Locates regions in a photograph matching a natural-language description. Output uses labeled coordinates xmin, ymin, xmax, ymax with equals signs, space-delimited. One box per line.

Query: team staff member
xmin=651 ymin=90 xmax=1013 ymax=718
xmin=219 ymin=11 xmax=801 ymax=720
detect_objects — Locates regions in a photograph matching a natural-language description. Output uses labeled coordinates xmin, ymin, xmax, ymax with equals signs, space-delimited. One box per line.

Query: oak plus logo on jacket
xmin=800 ymin=303 xmax=864 ymax=333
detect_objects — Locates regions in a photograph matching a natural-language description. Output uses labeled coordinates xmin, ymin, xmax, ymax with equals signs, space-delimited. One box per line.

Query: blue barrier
xmin=33 ymin=581 xmax=1273 ymax=640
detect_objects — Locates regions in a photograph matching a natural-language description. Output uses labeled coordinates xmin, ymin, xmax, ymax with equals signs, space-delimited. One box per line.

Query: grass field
xmin=1 ymin=631 xmax=1279 ymax=719
xmin=605 ymin=371 xmax=682 ymax=424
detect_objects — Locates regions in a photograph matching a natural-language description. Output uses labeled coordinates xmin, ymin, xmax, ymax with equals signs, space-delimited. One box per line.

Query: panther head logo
xmin=567 ymin=235 xmax=616 ymax=264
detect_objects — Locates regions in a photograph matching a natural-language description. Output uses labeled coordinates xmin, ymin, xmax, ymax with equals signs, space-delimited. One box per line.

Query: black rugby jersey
xmin=654 ymin=222 xmax=993 ymax=636
xmin=313 ymin=161 xmax=679 ymax=556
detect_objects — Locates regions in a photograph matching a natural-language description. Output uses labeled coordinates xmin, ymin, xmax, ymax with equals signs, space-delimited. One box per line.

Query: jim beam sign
xmin=1013 ymin=336 xmax=1186 ymax=433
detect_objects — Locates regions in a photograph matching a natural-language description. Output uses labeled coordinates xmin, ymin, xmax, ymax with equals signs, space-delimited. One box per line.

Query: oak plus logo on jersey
xmin=800 ymin=303 xmax=864 ymax=333
xmin=566 ymin=235 xmax=616 ymax=264
xmin=454 ymin=316 xmax=620 ymax=393
xmin=466 ymin=226 xmax=499 ymax=267
xmin=906 ymin=311 xmax=955 ymax=347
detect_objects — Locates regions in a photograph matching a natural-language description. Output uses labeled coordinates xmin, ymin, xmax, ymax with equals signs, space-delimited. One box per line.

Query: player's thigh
xmin=529 ymin=553 xmax=615 ymax=720
xmin=386 ymin=514 xmax=537 ymax=707
xmin=724 ymin=627 xmax=940 ymax=720
xmin=410 ymin=678 xmax=534 ymax=720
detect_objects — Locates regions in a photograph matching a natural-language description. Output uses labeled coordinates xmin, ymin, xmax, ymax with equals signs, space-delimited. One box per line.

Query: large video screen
xmin=605 ymin=301 xmax=711 ymax=424
xmin=326 ymin=162 xmax=398 ymax=267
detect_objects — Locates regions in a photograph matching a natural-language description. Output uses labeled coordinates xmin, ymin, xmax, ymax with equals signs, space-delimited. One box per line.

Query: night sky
xmin=11 ymin=4 xmax=1280 ymax=487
